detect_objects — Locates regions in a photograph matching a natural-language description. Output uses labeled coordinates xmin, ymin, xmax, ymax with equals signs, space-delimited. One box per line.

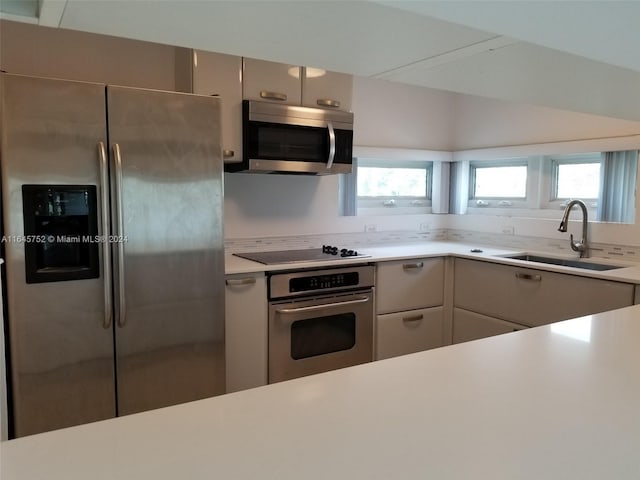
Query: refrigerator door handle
xmin=98 ymin=142 xmax=113 ymax=329
xmin=112 ymin=143 xmax=127 ymax=328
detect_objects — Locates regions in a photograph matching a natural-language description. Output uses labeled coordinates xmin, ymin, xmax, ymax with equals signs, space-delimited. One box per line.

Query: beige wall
xmin=352 ymin=76 xmax=456 ymax=150
xmin=353 ymin=75 xmax=640 ymax=151
xmin=452 ymin=93 xmax=640 ymax=150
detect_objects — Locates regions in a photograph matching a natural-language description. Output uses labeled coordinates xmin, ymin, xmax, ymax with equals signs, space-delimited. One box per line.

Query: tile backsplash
xmin=225 ymin=229 xmax=447 ymax=253
xmin=226 ymin=228 xmax=640 ymax=263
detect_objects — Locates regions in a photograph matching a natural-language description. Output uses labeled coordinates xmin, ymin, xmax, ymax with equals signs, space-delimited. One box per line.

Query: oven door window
xmin=290 ymin=313 xmax=356 ymax=359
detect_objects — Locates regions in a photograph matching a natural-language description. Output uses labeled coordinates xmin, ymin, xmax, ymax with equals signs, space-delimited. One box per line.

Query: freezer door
xmin=106 ymin=86 xmax=225 ymax=416
xmin=0 ymin=74 xmax=116 ymax=437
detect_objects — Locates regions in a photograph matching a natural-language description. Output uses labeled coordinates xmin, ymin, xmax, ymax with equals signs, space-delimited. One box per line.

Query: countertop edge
xmin=225 ymin=242 xmax=640 ymax=283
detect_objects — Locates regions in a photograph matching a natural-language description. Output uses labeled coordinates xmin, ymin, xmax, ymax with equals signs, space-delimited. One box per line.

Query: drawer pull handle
xmin=226 ymin=277 xmax=257 ymax=286
xmin=403 ymin=314 xmax=424 ymax=323
xmin=515 ymin=272 xmax=542 ymax=282
xmin=260 ymin=91 xmax=287 ymax=101
xmin=403 ymin=262 xmax=424 ymax=270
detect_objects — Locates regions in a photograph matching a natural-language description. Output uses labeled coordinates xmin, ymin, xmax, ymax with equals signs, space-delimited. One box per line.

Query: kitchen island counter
xmin=3 ymin=305 xmax=640 ymax=479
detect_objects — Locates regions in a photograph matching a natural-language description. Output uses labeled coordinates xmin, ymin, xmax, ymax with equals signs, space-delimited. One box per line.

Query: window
xmin=467 ymin=159 xmax=533 ymax=209
xmin=542 ymin=153 xmax=601 ymax=211
xmin=456 ymin=149 xmax=638 ymax=223
xmin=353 ymin=159 xmax=433 ymax=215
xmin=551 ymin=154 xmax=601 ymax=200
xmin=471 ymin=162 xmax=527 ymax=198
xmin=556 ymin=162 xmax=600 ymax=199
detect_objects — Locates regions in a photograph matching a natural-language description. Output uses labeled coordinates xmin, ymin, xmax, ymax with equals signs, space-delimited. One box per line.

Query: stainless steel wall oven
xmin=268 ymin=265 xmax=374 ymax=383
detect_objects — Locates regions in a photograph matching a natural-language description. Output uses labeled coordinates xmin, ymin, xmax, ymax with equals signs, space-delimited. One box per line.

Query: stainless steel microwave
xmin=225 ymin=100 xmax=354 ymax=175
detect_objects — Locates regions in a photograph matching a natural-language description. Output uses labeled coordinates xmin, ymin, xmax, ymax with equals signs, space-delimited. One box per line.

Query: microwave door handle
xmin=326 ymin=121 xmax=335 ymax=169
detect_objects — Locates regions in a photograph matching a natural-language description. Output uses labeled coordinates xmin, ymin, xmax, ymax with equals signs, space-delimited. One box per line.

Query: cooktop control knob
xmin=322 ymin=245 xmax=338 ymax=255
xmin=323 ymin=244 xmax=358 ymax=256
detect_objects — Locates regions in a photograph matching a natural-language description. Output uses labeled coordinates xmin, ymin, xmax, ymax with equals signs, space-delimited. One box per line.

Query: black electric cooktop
xmin=233 ymin=245 xmax=370 ymax=265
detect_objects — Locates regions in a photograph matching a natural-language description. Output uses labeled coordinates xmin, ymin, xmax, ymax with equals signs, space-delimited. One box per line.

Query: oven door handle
xmin=276 ymin=296 xmax=370 ymax=314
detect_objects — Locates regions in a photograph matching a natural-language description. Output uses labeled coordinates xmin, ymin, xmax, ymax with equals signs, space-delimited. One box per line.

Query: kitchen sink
xmin=503 ymin=254 xmax=625 ymax=271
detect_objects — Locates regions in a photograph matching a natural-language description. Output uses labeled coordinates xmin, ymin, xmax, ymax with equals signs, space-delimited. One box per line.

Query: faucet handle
xmin=569 ymin=234 xmax=580 ymax=252
xmin=569 ymin=234 xmax=588 ymax=257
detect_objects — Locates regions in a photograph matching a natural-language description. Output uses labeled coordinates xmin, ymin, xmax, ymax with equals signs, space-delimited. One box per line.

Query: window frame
xmin=452 ymin=143 xmax=638 ymax=223
xmin=541 ymin=153 xmax=602 ymax=211
xmin=467 ymin=158 xmax=536 ymax=211
xmin=355 ymin=158 xmax=434 ymax=215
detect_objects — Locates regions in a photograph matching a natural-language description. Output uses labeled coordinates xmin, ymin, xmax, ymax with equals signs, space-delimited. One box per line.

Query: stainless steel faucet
xmin=558 ymin=199 xmax=589 ymax=258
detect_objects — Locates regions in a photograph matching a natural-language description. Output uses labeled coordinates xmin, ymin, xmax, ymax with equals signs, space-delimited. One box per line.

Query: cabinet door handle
xmin=403 ymin=262 xmax=424 ymax=270
xmin=317 ymin=98 xmax=340 ymax=108
xmin=226 ymin=277 xmax=256 ymax=286
xmin=260 ymin=91 xmax=287 ymax=101
xmin=515 ymin=272 xmax=542 ymax=282
xmin=223 ymin=149 xmax=242 ymax=164
xmin=403 ymin=314 xmax=424 ymax=323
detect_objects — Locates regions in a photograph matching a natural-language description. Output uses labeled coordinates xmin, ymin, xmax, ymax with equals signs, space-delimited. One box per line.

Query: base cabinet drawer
xmin=454 ymin=258 xmax=634 ymax=327
xmin=376 ymin=258 xmax=444 ymax=314
xmin=375 ymin=307 xmax=443 ymax=360
xmin=453 ymin=307 xmax=527 ymax=344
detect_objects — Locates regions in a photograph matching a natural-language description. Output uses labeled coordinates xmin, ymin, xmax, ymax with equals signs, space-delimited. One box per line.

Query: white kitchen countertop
xmin=225 ymin=241 xmax=640 ymax=283
xmin=2 ymin=305 xmax=640 ymax=479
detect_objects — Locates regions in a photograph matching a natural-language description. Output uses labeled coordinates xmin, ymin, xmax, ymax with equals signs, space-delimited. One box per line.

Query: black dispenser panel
xmin=22 ymin=185 xmax=100 ymax=283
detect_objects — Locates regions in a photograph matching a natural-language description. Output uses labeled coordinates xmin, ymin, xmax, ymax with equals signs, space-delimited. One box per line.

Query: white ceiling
xmin=2 ymin=0 xmax=640 ymax=121
xmin=376 ymin=1 xmax=640 ymax=73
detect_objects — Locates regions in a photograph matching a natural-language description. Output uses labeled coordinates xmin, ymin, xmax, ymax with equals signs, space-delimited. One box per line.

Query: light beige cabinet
xmin=375 ymin=258 xmax=445 ymax=359
xmin=302 ymin=67 xmax=353 ymax=111
xmin=224 ymin=272 xmax=268 ymax=393
xmin=453 ymin=258 xmax=634 ymax=343
xmin=242 ymin=57 xmax=302 ymax=105
xmin=376 ymin=307 xmax=444 ymax=360
xmin=453 ymin=308 xmax=527 ymax=344
xmin=243 ymin=58 xmax=353 ymax=111
xmin=175 ymin=49 xmax=243 ymax=164
xmin=376 ymin=258 xmax=444 ymax=314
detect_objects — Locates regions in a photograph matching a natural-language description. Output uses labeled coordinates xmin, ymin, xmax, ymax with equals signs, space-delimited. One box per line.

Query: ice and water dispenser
xmin=22 ymin=185 xmax=99 ymax=283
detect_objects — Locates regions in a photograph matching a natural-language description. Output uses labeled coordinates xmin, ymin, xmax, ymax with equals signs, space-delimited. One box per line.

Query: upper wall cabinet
xmin=243 ymin=57 xmax=353 ymax=111
xmin=175 ymin=48 xmax=243 ymax=164
xmin=242 ymin=58 xmax=302 ymax=105
xmin=302 ymin=67 xmax=353 ymax=112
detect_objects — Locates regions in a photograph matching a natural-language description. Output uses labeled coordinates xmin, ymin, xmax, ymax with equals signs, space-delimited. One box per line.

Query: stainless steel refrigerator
xmin=0 ymin=73 xmax=225 ymax=438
